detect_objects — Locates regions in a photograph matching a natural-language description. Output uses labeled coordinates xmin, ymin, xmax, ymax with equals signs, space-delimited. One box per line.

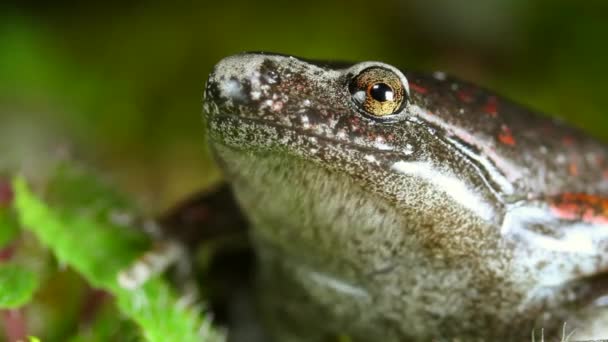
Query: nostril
xmin=221 ymin=78 xmax=247 ymax=103
xmin=203 ymin=54 xmax=270 ymax=118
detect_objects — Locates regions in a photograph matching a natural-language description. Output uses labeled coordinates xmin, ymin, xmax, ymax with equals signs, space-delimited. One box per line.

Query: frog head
xmin=203 ymin=53 xmax=608 ymax=339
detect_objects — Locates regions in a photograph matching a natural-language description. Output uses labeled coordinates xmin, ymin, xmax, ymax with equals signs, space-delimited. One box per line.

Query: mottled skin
xmin=201 ymin=52 xmax=608 ymax=341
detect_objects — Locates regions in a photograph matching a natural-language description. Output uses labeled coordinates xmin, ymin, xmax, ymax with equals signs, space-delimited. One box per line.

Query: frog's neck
xmin=213 ymin=144 xmax=415 ymax=272
xmin=212 ymin=144 xmax=524 ymax=335
xmin=214 ymin=141 xmax=504 ymax=259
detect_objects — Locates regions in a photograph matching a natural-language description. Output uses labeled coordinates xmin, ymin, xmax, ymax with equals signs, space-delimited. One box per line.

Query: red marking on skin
xmin=562 ymin=135 xmax=575 ymax=146
xmin=457 ymin=90 xmax=474 ymax=103
xmin=415 ymin=109 xmax=523 ymax=182
xmin=498 ymin=125 xmax=516 ymax=146
xmin=483 ymin=96 xmax=498 ymax=117
xmin=271 ymin=101 xmax=284 ymax=112
xmin=583 ymin=208 xmax=607 ymax=224
xmin=350 ymin=117 xmax=360 ymax=132
xmin=596 ymin=155 xmax=605 ymax=167
xmin=549 ymin=193 xmax=608 ymax=225
xmin=587 ymin=214 xmax=608 ymax=225
xmin=568 ymin=162 xmax=578 ymax=176
xmin=409 ymin=83 xmax=428 ymax=94
xmin=603 ymin=170 xmax=608 ymax=180
xmin=551 ymin=203 xmax=580 ymax=221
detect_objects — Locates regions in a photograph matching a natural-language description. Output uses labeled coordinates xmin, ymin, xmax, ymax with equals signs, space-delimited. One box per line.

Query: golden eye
xmin=349 ymin=67 xmax=407 ymax=117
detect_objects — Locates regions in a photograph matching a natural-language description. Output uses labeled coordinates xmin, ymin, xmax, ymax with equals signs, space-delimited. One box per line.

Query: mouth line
xmin=528 ymin=269 xmax=608 ymax=312
xmin=209 ymin=112 xmax=410 ymax=159
xmin=565 ymin=270 xmax=608 ymax=307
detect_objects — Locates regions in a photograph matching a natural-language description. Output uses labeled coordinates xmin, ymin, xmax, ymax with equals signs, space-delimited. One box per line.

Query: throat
xmin=213 ymin=144 xmax=409 ymax=275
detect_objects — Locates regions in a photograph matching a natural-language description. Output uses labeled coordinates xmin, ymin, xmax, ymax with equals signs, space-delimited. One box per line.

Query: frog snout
xmin=204 ymin=53 xmax=270 ymax=109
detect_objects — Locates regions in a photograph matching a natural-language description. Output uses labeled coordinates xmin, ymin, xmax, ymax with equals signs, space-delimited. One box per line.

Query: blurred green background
xmin=1 ymin=0 xmax=607 ymax=211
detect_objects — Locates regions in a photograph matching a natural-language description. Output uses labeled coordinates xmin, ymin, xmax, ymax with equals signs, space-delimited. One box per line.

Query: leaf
xmin=0 ymin=178 xmax=19 ymax=249
xmin=68 ymin=299 xmax=140 ymax=342
xmin=12 ymin=170 xmax=225 ymax=342
xmin=0 ymin=207 xmax=19 ymax=248
xmin=0 ymin=263 xmax=38 ymax=308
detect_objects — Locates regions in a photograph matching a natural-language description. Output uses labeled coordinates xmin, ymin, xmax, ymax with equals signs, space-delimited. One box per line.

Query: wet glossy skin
xmin=202 ymin=52 xmax=608 ymax=341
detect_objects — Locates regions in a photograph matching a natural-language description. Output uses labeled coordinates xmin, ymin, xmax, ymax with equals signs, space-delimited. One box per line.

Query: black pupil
xmin=370 ymin=83 xmax=393 ymax=102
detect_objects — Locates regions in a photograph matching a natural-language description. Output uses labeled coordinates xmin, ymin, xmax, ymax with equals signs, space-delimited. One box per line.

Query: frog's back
xmin=404 ymin=70 xmax=608 ymax=199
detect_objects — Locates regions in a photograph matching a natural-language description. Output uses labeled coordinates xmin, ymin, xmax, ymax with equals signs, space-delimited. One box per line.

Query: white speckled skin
xmin=203 ymin=53 xmax=608 ymax=341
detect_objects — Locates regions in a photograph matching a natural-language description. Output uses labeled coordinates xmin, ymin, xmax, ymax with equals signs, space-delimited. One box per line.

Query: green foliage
xmin=11 ymin=167 xmax=224 ymax=342
xmin=0 ymin=207 xmax=19 ymax=248
xmin=68 ymin=300 xmax=140 ymax=342
xmin=0 ymin=263 xmax=39 ymax=308
xmin=17 ymin=166 xmax=149 ymax=288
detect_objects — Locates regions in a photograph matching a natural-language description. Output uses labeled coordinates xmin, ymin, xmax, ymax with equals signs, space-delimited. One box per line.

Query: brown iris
xmin=349 ymin=67 xmax=407 ymax=117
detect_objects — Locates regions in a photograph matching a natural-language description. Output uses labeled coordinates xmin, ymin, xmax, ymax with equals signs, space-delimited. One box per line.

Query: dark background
xmin=1 ymin=0 xmax=607 ymax=211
